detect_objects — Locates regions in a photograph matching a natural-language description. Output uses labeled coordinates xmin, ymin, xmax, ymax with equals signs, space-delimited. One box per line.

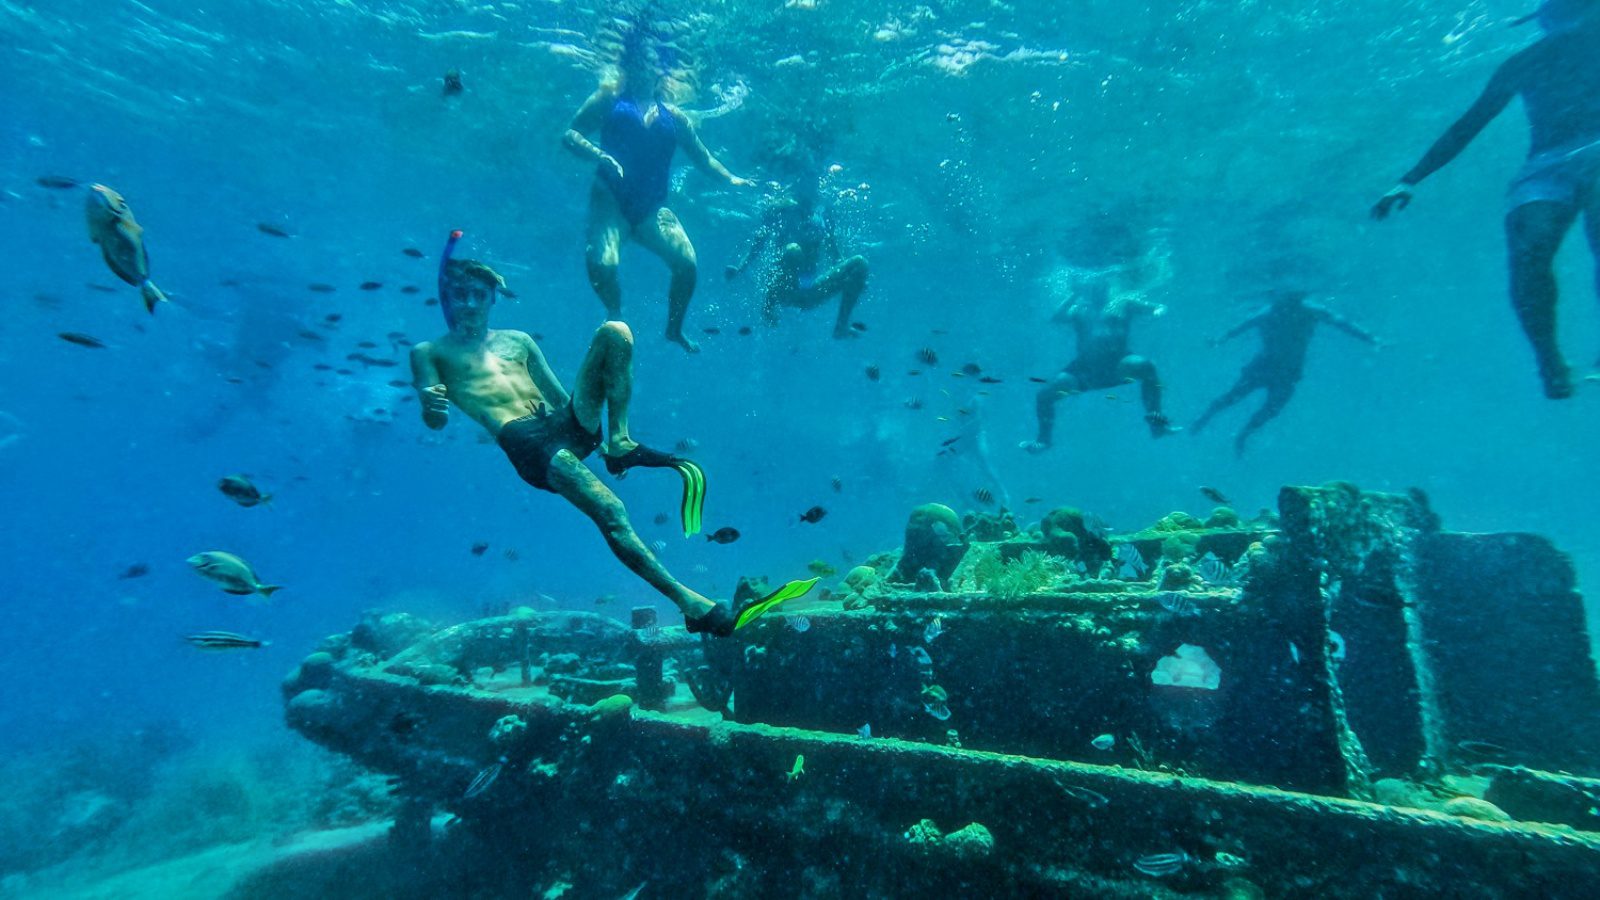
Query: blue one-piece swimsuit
xmin=599 ymin=96 xmax=677 ymax=226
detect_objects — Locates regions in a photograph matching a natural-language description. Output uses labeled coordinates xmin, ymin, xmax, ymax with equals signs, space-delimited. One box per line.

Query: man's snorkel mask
xmin=437 ymin=229 xmax=510 ymax=331
xmin=1514 ymin=0 xmax=1599 ymax=35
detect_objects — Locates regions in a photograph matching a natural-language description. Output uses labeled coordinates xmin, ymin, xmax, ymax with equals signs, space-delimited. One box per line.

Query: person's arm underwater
xmin=727 ymin=205 xmax=776 ymax=279
xmin=1212 ymin=308 xmax=1268 ymax=346
xmin=563 ymin=89 xmax=624 ymax=182
xmin=1311 ymin=303 xmax=1380 ymax=345
xmin=669 ymin=106 xmax=754 ymax=188
xmin=1371 ymin=55 xmax=1524 ymax=219
xmin=518 ymin=332 xmax=571 ymax=408
xmin=410 ymin=344 xmax=449 ymax=430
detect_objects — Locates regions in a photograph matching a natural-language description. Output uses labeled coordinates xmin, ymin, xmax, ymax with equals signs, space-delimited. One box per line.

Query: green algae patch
xmin=588 ymin=694 xmax=635 ymax=721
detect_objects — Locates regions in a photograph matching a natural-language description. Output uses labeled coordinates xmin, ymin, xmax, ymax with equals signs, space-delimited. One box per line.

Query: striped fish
xmin=1133 ymin=851 xmax=1190 ymax=878
xmin=1115 ymin=544 xmax=1147 ymax=579
xmin=184 ymin=631 xmax=267 ymax=651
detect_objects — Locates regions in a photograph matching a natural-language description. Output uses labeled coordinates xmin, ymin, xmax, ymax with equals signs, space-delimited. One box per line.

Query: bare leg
xmin=1506 ymin=200 xmax=1580 ymax=398
xmin=1234 ymin=380 xmax=1296 ymax=457
xmin=1023 ymin=371 xmax=1082 ymax=453
xmin=585 ymin=185 xmax=626 ymax=319
xmin=1191 ymin=374 xmax=1258 ymax=435
xmin=1583 ymin=198 xmax=1600 ymax=367
xmin=546 ymin=451 xmax=715 ymax=620
xmin=1119 ymin=355 xmax=1177 ymax=437
xmin=634 ymin=207 xmax=700 ymax=354
xmin=570 ymin=321 xmax=635 ymax=455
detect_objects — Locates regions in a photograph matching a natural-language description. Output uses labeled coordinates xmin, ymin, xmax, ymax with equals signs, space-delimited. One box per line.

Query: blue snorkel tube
xmin=438 ymin=229 xmax=464 ymax=330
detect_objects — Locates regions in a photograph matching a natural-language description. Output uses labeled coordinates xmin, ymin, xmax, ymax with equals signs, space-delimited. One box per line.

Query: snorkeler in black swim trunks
xmin=1191 ymin=290 xmax=1379 ymax=457
xmin=407 ymin=232 xmax=763 ymax=633
xmin=1372 ymin=0 xmax=1600 ymax=399
xmin=1022 ymin=279 xmax=1178 ymax=454
xmin=562 ymin=15 xmax=754 ymax=354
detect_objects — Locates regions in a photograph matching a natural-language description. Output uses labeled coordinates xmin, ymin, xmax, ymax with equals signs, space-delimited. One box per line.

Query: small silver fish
xmin=909 ymin=645 xmax=933 ymax=668
xmin=464 ymin=758 xmax=505 ymax=799
xmin=923 ymin=616 xmax=945 ymax=644
xmin=857 ymin=723 xmax=872 ymax=740
xmin=184 ymin=631 xmax=268 ymax=651
xmin=1330 ymin=630 xmax=1347 ymax=661
xmin=1133 ymin=851 xmax=1190 ymax=878
xmin=922 ymin=701 xmax=952 ymax=722
xmin=650 ymin=539 xmax=668 ymax=554
xmin=888 ymin=643 xmax=898 ymax=659
xmin=1090 ymin=733 xmax=1115 ymax=751
xmin=788 ymin=615 xmax=811 ymax=633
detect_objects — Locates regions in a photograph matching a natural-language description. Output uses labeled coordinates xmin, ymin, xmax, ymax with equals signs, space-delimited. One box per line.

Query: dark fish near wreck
xmin=917 ymin=347 xmax=939 ymax=366
xmin=218 ymin=474 xmax=271 ymax=507
xmin=470 ymin=542 xmax=489 ymax=556
xmin=799 ymin=505 xmax=828 ymax=524
xmin=831 ymin=476 xmax=843 ymax=493
xmin=184 ymin=631 xmax=268 ymax=651
xmin=359 ymin=281 xmax=383 ymax=291
xmin=257 ymin=222 xmax=292 ymax=238
xmin=400 ymin=285 xmax=420 ymax=294
xmin=706 ymin=527 xmax=741 ymax=544
xmin=118 ymin=562 xmax=151 ymax=580
xmin=653 ymin=512 xmax=670 ymax=526
xmin=347 ymin=353 xmax=397 ymax=368
xmin=37 ymin=174 xmax=81 ymax=189
xmin=85 ymin=184 xmax=169 ymax=313
xmin=1199 ymin=485 xmax=1231 ymax=506
xmin=972 ymin=487 xmax=994 ymax=505
xmin=308 ymin=283 xmax=337 ymax=293
xmin=402 ymin=247 xmax=424 ymax=258
xmin=865 ymin=365 xmax=881 ymax=382
xmin=58 ymin=332 xmax=106 ymax=348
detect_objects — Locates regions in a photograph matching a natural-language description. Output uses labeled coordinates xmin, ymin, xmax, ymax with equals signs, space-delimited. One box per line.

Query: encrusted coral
xmin=952 ymin=546 xmax=1067 ymax=599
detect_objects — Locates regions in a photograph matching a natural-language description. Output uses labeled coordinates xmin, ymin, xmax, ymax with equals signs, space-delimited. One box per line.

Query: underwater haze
xmin=4 ymin=0 xmax=1600 ymax=895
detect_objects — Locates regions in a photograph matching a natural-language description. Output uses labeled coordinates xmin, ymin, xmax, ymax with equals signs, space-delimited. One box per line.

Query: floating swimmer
xmin=84 ymin=184 xmax=168 ymax=314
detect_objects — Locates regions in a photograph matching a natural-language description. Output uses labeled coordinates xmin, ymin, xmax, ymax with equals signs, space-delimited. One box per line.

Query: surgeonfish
xmin=84 ymin=184 xmax=168 ymax=313
xmin=186 ymin=550 xmax=282 ymax=598
xmin=217 ymin=474 xmax=271 ymax=507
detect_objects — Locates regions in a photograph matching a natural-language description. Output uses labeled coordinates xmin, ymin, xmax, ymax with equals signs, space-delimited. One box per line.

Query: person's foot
xmin=601 ymin=436 xmax=639 ymax=458
xmin=666 ymin=329 xmax=701 ymax=354
xmin=1145 ymin=413 xmax=1180 ymax=438
xmin=1541 ymin=361 xmax=1574 ymax=400
xmin=832 ymin=325 xmax=858 ymax=340
xmin=685 ymin=599 xmax=737 ymax=637
xmin=1020 ymin=440 xmax=1051 ymax=455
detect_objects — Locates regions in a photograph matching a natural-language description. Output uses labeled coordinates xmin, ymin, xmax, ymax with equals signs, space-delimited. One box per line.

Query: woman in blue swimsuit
xmin=563 ymin=39 xmax=753 ymax=354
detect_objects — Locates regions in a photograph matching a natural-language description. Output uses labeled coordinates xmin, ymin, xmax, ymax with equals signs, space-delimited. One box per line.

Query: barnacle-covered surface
xmin=280 ymin=482 xmax=1600 ymax=897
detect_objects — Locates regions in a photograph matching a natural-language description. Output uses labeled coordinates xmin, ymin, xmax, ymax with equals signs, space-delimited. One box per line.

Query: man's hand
xmin=1371 ymin=184 xmax=1413 ymax=220
xmin=425 ymin=381 xmax=451 ymax=416
xmin=598 ymin=154 xmax=624 ymax=182
xmin=728 ymin=175 xmax=756 ymax=189
xmin=724 ymin=264 xmax=741 ymax=280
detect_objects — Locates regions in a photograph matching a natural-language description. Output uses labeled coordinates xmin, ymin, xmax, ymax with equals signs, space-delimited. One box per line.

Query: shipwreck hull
xmin=282 ymin=484 xmax=1600 ymax=897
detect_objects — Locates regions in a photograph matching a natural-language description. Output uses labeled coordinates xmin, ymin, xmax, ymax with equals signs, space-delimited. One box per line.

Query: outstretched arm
xmin=1215 ymin=308 xmax=1268 ymax=345
xmin=728 ymin=206 xmax=777 ymax=278
xmin=410 ymin=344 xmax=449 ymax=430
xmin=1373 ymin=55 xmax=1522 ymax=217
xmin=563 ymin=90 xmax=622 ymax=178
xmin=669 ymin=106 xmax=752 ymax=187
xmin=1311 ymin=304 xmax=1379 ymax=345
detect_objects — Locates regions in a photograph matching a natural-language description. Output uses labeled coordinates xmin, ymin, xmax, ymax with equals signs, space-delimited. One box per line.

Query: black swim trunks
xmin=498 ymin=405 xmax=602 ymax=492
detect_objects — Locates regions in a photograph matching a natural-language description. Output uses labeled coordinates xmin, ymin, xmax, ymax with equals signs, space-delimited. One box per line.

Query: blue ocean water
xmin=3 ymin=0 xmax=1599 ymax=890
